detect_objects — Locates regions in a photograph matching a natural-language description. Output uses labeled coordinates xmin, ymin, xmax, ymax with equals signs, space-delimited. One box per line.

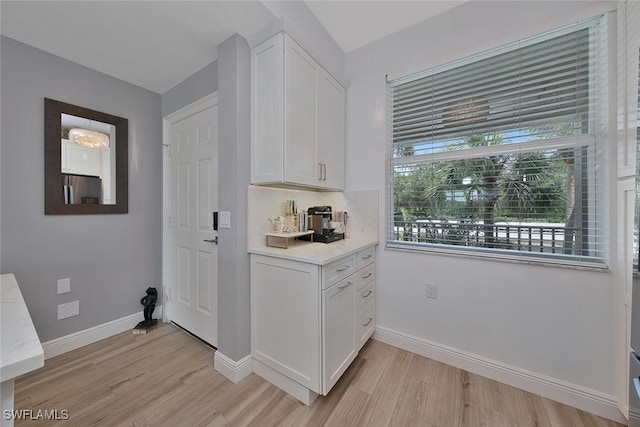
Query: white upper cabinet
xmin=284 ymin=37 xmax=320 ymax=187
xmin=317 ymin=72 xmax=345 ymax=191
xmin=251 ymin=33 xmax=345 ymax=191
xmin=61 ymin=139 xmax=101 ymax=177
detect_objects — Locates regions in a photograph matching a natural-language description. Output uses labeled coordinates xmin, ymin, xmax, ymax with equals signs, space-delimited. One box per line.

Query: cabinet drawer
xmin=356 ymin=264 xmax=375 ymax=291
xmin=357 ymin=246 xmax=375 ymax=269
xmin=323 ymin=254 xmax=357 ymax=290
xmin=357 ymin=300 xmax=375 ymax=350
xmin=356 ymin=279 xmax=375 ymax=310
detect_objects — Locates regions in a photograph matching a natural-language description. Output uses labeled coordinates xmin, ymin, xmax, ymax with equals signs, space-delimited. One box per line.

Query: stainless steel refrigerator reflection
xmin=630 ymin=278 xmax=640 ymax=426
xmin=62 ymin=174 xmax=101 ymax=204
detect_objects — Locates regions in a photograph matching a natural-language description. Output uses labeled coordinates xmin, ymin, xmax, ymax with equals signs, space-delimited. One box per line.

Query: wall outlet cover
xmin=58 ymin=300 xmax=79 ymax=320
xmin=426 ymin=284 xmax=438 ymax=299
xmin=219 ymin=211 xmax=231 ymax=229
xmin=57 ymin=278 xmax=70 ymax=294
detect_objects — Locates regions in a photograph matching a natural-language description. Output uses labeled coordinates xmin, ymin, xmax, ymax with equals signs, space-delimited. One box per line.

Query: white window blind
xmin=387 ymin=15 xmax=609 ymax=266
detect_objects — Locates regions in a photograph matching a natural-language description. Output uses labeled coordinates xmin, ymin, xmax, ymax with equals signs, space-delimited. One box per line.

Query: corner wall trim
xmin=214 ymin=352 xmax=253 ymax=384
xmin=372 ymin=326 xmax=626 ymax=424
xmin=42 ymin=307 xmax=163 ymax=360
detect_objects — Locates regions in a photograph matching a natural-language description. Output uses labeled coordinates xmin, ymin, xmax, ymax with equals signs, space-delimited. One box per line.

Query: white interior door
xmin=168 ymin=97 xmax=218 ymax=347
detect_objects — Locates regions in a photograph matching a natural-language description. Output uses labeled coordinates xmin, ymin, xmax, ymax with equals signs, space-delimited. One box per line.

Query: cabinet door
xmin=283 ymin=35 xmax=320 ymax=187
xmin=251 ymin=34 xmax=284 ymax=184
xmin=101 ymin=148 xmax=113 ymax=204
xmin=67 ymin=144 xmax=100 ymax=177
xmin=322 ymin=275 xmax=356 ymax=395
xmin=317 ymin=70 xmax=345 ymax=190
xmin=61 ymin=139 xmax=70 ymax=172
xmin=251 ymin=255 xmax=321 ymax=392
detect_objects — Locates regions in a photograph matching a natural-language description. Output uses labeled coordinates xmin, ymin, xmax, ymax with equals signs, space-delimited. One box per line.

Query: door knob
xmin=204 ymin=237 xmax=218 ymax=245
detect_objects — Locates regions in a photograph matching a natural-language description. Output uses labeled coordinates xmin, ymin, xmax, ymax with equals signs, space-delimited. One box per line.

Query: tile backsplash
xmin=248 ymin=185 xmax=379 ymax=250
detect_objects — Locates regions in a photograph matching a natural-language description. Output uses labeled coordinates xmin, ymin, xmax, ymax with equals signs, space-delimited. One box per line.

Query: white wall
xmin=345 ymin=0 xmax=619 ymax=410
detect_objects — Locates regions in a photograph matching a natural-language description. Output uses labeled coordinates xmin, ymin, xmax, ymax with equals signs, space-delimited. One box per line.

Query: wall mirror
xmin=45 ymin=98 xmax=128 ymax=214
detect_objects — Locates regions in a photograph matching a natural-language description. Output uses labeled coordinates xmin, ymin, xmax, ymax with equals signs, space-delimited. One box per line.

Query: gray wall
xmin=216 ymin=34 xmax=251 ymax=361
xmin=159 ymin=43 xmax=244 ymax=359
xmin=0 ymin=36 xmax=163 ymax=342
xmin=161 ymin=60 xmax=218 ymax=117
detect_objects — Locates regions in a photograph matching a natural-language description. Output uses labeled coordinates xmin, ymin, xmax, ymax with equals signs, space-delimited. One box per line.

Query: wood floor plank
xmin=242 ymin=394 xmax=302 ymax=427
xmin=389 ymin=377 xmax=431 ymax=427
xmin=323 ymin=385 xmax=370 ymax=427
xmin=13 ymin=323 xmax=625 ymax=427
xmin=423 ymin=362 xmax=463 ymax=426
xmin=510 ymin=386 xmax=543 ymax=427
xmin=457 ymin=371 xmax=487 ymax=427
xmin=349 ymin=339 xmax=396 ymax=395
xmin=356 ymin=347 xmax=414 ymax=427
xmin=226 ymin=382 xmax=285 ymax=426
xmin=293 ymin=357 xmax=366 ymax=427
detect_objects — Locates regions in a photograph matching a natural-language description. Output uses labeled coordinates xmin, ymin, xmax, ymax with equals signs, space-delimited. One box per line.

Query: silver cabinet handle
xmin=362 ymin=290 xmax=372 ymax=298
xmin=318 ymin=163 xmax=323 ymax=180
xmin=336 ymin=265 xmax=351 ymax=272
xmin=203 ymin=237 xmax=218 ymax=245
xmin=362 ymin=272 xmax=373 ymax=279
xmin=338 ymin=281 xmax=353 ymax=291
xmin=322 ymin=163 xmax=327 ymax=181
xmin=363 ymin=318 xmax=373 ymax=327
xmin=362 ymin=254 xmax=373 ymax=260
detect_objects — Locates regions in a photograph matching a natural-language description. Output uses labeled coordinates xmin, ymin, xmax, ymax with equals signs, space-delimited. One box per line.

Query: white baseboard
xmin=373 ymin=326 xmax=626 ymax=424
xmin=214 ymin=351 xmax=253 ymax=384
xmin=42 ymin=306 xmax=163 ymax=360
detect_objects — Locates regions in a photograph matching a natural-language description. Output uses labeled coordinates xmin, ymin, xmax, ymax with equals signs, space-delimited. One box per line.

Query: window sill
xmin=384 ymin=242 xmax=610 ymax=272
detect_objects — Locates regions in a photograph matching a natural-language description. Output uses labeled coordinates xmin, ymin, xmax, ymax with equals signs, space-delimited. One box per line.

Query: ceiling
xmin=0 ymin=1 xmax=464 ymax=94
xmin=304 ymin=1 xmax=464 ymax=53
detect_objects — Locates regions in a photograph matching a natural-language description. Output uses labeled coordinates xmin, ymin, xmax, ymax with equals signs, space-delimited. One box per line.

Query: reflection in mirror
xmin=45 ymin=98 xmax=128 ymax=214
xmin=61 ymin=114 xmax=116 ymax=205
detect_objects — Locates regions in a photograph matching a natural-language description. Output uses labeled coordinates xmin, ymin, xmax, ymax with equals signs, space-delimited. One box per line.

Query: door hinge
xmin=167 ymin=216 xmax=172 ymax=229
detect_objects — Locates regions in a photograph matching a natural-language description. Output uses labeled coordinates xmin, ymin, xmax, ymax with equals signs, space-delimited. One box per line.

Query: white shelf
xmin=266 ymin=231 xmax=314 ymax=248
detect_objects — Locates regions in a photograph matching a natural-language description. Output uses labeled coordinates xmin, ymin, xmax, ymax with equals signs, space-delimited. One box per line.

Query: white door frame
xmin=162 ymin=93 xmax=219 ymax=324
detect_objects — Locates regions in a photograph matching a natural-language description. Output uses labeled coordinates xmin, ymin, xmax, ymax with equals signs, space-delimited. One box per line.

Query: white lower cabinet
xmin=251 ymin=256 xmax=320 ymax=392
xmin=250 ymin=245 xmax=376 ymax=404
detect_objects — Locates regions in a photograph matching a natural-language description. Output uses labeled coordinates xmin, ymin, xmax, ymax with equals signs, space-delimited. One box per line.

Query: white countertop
xmin=1 ymin=273 xmax=44 ymax=382
xmin=249 ymin=236 xmax=379 ymax=265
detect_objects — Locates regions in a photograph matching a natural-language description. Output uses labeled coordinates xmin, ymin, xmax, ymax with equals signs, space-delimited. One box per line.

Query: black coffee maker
xmin=306 ymin=206 xmax=344 ymax=243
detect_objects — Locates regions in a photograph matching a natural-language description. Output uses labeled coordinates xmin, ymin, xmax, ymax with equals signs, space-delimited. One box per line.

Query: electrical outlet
xmin=426 ymin=283 xmax=438 ymax=299
xmin=58 ymin=300 xmax=79 ymax=320
xmin=57 ymin=278 xmax=70 ymax=294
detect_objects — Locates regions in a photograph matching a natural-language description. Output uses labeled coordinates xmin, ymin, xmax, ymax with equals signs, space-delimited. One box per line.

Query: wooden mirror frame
xmin=44 ymin=98 xmax=128 ymax=214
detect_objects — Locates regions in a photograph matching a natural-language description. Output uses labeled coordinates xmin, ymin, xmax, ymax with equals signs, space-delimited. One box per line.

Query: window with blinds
xmin=387 ymin=15 xmax=609 ymax=266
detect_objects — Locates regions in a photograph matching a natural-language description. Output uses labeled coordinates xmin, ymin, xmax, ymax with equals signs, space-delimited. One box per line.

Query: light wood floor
xmin=14 ymin=323 xmax=623 ymax=427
